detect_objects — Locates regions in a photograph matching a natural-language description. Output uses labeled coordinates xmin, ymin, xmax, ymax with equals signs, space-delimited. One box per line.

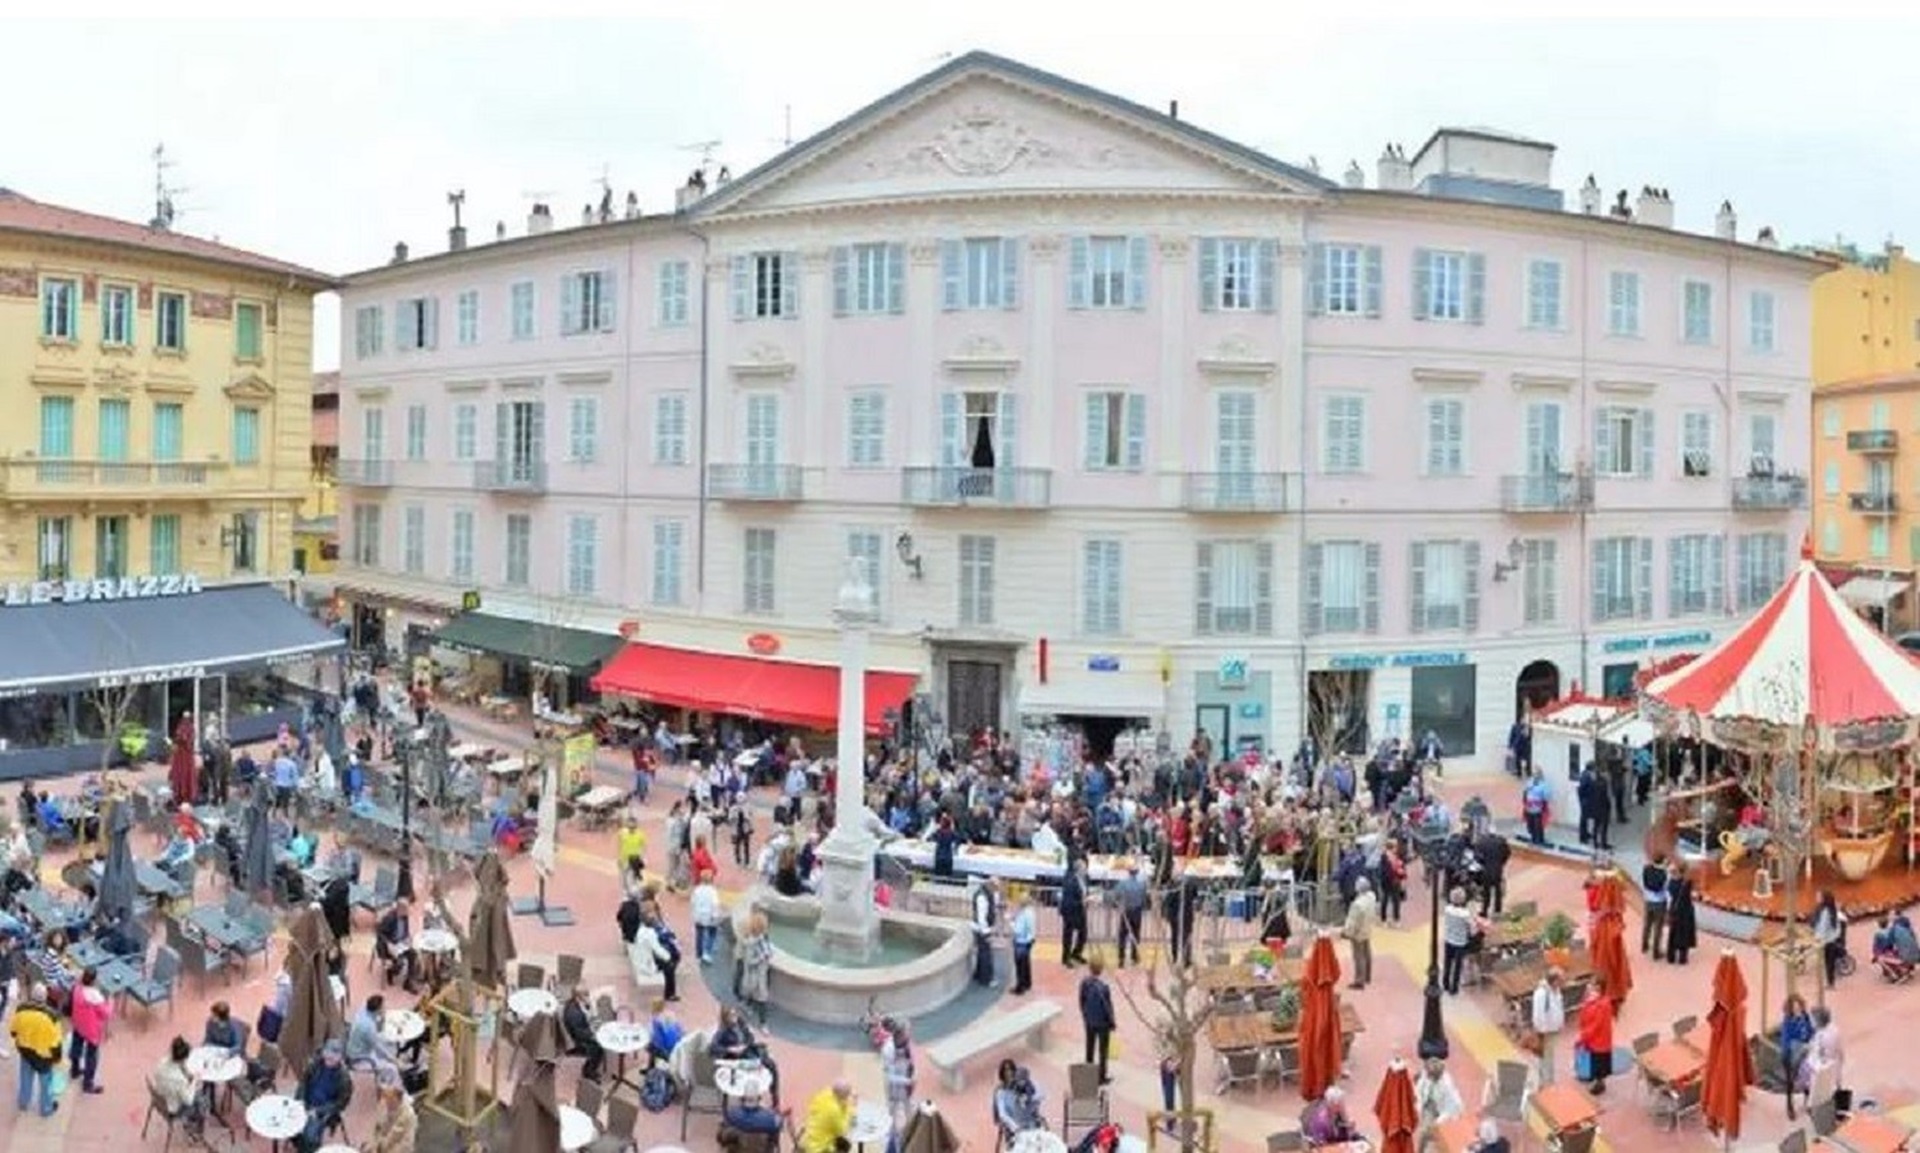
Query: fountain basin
xmin=731 ymin=889 xmax=975 ymax=1026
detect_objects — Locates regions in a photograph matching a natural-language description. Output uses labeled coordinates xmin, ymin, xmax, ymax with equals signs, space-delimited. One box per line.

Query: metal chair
xmin=555 ymin=953 xmax=586 ymax=993
xmin=174 ymin=932 xmax=229 ymax=994
xmin=1547 ymin=1125 xmax=1598 ymax=1153
xmin=575 ymin=1076 xmax=605 ymax=1120
xmin=1654 ymin=1078 xmax=1703 ymax=1131
xmin=126 ymin=945 xmax=182 ymax=1023
xmin=678 ymin=1040 xmax=725 ymax=1140
xmin=1061 ymin=1062 xmax=1109 ymax=1139
xmin=1266 ymin=1132 xmax=1305 ymax=1153
xmin=141 ymin=1083 xmax=212 ymax=1151
xmin=591 ymin=1093 xmax=640 ymax=1153
xmin=517 ymin=963 xmax=547 ymax=991
xmin=1480 ymin=1059 xmax=1535 ymax=1136
xmin=1671 ymin=1015 xmax=1698 ymax=1039
xmin=1778 ymin=1129 xmax=1809 ymax=1153
xmin=1810 ymin=1099 xmax=1838 ymax=1137
xmin=1218 ymin=1050 xmax=1262 ymax=1094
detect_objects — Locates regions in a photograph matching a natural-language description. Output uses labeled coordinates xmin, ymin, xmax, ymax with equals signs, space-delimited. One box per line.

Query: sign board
xmin=1600 ymin=629 xmax=1712 ymax=656
xmin=1087 ymin=654 xmax=1120 ymax=672
xmin=1326 ymin=650 xmax=1468 ymax=671
xmin=1 ymin=573 xmax=204 ymax=608
xmin=746 ymin=633 xmax=782 ymax=656
xmin=460 ymin=589 xmax=483 ymax=613
xmin=97 ymin=664 xmax=207 ymax=689
xmin=1237 ymin=703 xmax=1264 ymax=719
xmin=1217 ymin=655 xmax=1250 ymax=689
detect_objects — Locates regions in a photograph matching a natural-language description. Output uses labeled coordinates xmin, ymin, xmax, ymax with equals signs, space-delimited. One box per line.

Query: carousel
xmin=1641 ymin=541 xmax=1920 ymax=924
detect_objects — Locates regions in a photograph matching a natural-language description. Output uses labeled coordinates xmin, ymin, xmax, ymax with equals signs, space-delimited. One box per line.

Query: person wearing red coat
xmin=167 ymin=712 xmax=197 ymax=806
xmin=1576 ymin=985 xmax=1614 ymax=1093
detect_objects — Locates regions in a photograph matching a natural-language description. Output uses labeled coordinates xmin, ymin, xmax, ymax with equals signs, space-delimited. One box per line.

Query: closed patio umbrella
xmin=279 ymin=903 xmax=343 ymax=1076
xmin=507 ymin=1010 xmax=565 ymax=1153
xmin=241 ymin=786 xmax=275 ymax=895
xmin=466 ymin=850 xmax=517 ymax=988
xmin=1591 ymin=903 xmax=1634 ymax=1012
xmin=1372 ymin=1058 xmax=1417 ymax=1153
xmin=1702 ymin=949 xmax=1756 ymax=1144
xmin=899 ymin=1101 xmax=960 ymax=1153
xmin=1298 ymin=929 xmax=1344 ymax=1102
xmin=97 ymin=798 xmax=137 ymax=926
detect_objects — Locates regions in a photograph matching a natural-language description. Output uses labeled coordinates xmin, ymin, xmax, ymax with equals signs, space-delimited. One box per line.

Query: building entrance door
xmin=946 ymin=659 xmax=1003 ymax=738
xmin=1195 ymin=704 xmax=1230 ymax=757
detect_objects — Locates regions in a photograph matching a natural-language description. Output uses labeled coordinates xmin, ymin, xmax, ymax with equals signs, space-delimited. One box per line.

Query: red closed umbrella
xmin=1298 ymin=931 xmax=1344 ymax=1102
xmin=1702 ymin=950 xmax=1756 ymax=1142
xmin=1372 ymin=1059 xmax=1417 ymax=1153
xmin=1591 ymin=905 xmax=1634 ymax=1011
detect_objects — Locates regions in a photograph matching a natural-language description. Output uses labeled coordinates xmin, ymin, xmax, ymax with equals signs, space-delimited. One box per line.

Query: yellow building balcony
xmin=1848 ymin=490 xmax=1899 ymax=516
xmin=0 ymin=457 xmax=227 ymax=502
xmin=1847 ymin=429 xmax=1899 ymax=453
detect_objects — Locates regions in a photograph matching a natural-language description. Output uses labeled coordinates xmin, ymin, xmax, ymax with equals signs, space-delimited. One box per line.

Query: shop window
xmin=1601 ymin=663 xmax=1638 ymax=700
xmin=1409 ymin=664 xmax=1476 ymax=757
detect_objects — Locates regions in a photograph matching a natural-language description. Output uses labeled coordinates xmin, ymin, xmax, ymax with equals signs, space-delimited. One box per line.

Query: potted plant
xmin=1541 ymin=911 xmax=1577 ymax=968
xmin=1243 ymin=944 xmax=1275 ymax=977
xmin=1269 ymin=982 xmax=1303 ymax=1030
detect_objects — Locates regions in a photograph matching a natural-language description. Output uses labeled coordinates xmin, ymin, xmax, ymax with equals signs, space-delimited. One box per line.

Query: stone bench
xmin=924 ymin=999 xmax=1062 ymax=1092
xmin=909 ymin=878 xmax=974 ymax=920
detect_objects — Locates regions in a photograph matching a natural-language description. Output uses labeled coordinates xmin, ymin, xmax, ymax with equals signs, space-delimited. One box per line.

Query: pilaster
xmin=799 ymin=247 xmax=832 ymax=472
xmin=1157 ymin=237 xmax=1191 ymax=480
xmin=1024 ymin=234 xmax=1062 ymax=469
xmin=906 ymin=240 xmax=941 ymax=467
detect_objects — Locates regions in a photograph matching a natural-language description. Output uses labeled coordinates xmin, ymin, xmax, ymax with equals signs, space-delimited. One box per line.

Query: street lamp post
xmin=396 ymin=740 xmax=416 ymax=902
xmin=1418 ymin=859 xmax=1450 ymax=1061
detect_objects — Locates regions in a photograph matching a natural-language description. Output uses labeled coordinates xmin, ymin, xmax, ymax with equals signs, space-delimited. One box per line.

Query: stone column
xmin=813 ymin=556 xmax=882 ymax=961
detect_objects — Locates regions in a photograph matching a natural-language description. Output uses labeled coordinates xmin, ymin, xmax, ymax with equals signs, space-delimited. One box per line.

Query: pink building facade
xmin=335 ymin=52 xmax=1818 ymax=766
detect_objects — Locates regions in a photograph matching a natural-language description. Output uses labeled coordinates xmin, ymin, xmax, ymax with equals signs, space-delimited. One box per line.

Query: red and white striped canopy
xmin=1644 ymin=555 xmax=1920 ymax=747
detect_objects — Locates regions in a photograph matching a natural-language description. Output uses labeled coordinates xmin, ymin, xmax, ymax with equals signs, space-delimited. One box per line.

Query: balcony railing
xmin=1499 ymin=472 xmax=1594 ymax=513
xmin=1181 ymin=472 xmax=1298 ymax=513
xmin=1848 ymin=429 xmax=1899 ymax=453
xmin=1850 ymin=490 xmax=1899 ymax=514
xmin=336 ymin=458 xmax=393 ymax=487
xmin=0 ymin=457 xmax=224 ymax=497
xmin=1730 ymin=475 xmax=1808 ymax=511
xmin=901 ymin=466 xmax=1053 ymax=509
xmin=707 ymin=463 xmax=806 ymax=502
xmin=474 ymin=459 xmax=548 ymax=494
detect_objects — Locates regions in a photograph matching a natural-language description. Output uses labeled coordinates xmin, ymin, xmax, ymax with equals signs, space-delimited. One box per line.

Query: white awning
xmin=1839 ymin=575 xmax=1912 ymax=606
xmin=1018 ymin=677 xmax=1165 ymax=720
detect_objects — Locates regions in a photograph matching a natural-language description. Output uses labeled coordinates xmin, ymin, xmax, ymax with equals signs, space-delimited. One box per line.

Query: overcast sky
xmin=8 ymin=7 xmax=1920 ymax=371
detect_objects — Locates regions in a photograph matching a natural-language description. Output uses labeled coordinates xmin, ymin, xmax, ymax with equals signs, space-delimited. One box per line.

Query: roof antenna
xmin=150 ymin=143 xmax=184 ymax=231
xmin=784 ymin=104 xmax=793 ymax=149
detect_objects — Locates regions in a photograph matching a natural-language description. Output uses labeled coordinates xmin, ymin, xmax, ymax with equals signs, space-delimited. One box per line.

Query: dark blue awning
xmin=0 ymin=581 xmax=344 ymax=696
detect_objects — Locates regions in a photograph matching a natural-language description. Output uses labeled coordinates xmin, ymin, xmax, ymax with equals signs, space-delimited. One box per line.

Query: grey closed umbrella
xmin=466 ymin=851 xmax=516 ymax=988
xmin=97 ymin=798 xmax=137 ymax=925
xmin=507 ymin=1010 xmax=565 ymax=1153
xmin=900 ymin=1103 xmax=960 ymax=1153
xmin=279 ymin=903 xmax=343 ymax=1076
xmin=241 ymin=787 xmax=274 ymax=895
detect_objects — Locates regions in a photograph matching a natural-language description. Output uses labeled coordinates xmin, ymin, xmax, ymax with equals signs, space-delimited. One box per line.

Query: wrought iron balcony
xmin=1848 ymin=429 xmax=1899 ymax=453
xmin=336 ymin=458 xmax=393 ymax=487
xmin=0 ymin=457 xmax=225 ymax=498
xmin=473 ymin=459 xmax=548 ymax=494
xmin=1731 ymin=475 xmax=1807 ymax=511
xmin=1499 ymin=472 xmax=1594 ymax=513
xmin=1181 ymin=472 xmax=1298 ymax=513
xmin=707 ymin=463 xmax=806 ymax=502
xmin=901 ymin=466 xmax=1052 ymax=509
xmin=1849 ymin=490 xmax=1898 ymax=514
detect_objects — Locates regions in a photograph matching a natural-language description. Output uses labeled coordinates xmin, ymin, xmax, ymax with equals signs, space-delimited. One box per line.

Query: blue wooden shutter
xmin=1466 ymin=253 xmax=1487 ymax=324
xmin=779 ymin=252 xmax=800 ymax=317
xmin=1308 ymin=244 xmax=1327 ymax=316
xmin=424 ymin=297 xmax=441 ymax=348
xmin=1708 ymin=535 xmax=1725 ymax=613
xmin=831 ymin=246 xmax=851 ymax=315
xmin=938 ymin=392 xmax=961 ymax=466
xmin=1363 ymin=543 xmax=1381 ymax=633
xmin=493 ymin=402 xmax=509 ymax=477
xmin=1463 ymin=540 xmax=1482 ymax=632
xmin=886 ymin=244 xmax=906 ymax=313
xmin=1636 ymin=537 xmax=1655 ymax=619
xmin=528 ymin=402 xmax=547 ymax=468
xmin=1363 ymin=246 xmax=1383 ymax=317
xmin=1124 ymin=394 xmax=1147 ymax=469
xmin=1412 ymin=250 xmax=1432 ymax=321
xmin=1304 ymin=542 xmax=1324 ymax=634
xmin=1636 ymin=408 xmax=1656 ymax=477
xmin=1254 ymin=542 xmax=1275 ymax=635
xmin=1067 ymin=238 xmax=1090 ymax=309
xmin=1195 ymin=543 xmax=1215 ymax=634
xmin=1082 ymin=393 xmax=1106 ymax=469
xmin=597 ymin=272 xmax=617 ymax=331
xmin=940 ymin=241 xmax=962 ymax=310
xmin=560 ymin=275 xmax=581 ymax=335
xmin=1667 ymin=539 xmax=1685 ymax=614
xmin=997 ymin=392 xmax=1018 ymax=467
xmin=1127 ymin=236 xmax=1149 ymax=309
xmin=1409 ymin=541 xmax=1428 ymax=632
xmin=1255 ymin=240 xmax=1277 ymax=313
xmin=1198 ymin=239 xmax=1220 ymax=312
xmin=1594 ymin=407 xmax=1615 ymax=475
xmin=730 ymin=256 xmax=750 ymax=318
xmin=392 ymin=302 xmax=410 ymax=349
xmin=999 ymin=238 xmax=1020 ymax=310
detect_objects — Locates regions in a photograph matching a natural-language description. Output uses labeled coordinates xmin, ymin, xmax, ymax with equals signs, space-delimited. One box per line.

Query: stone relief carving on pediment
xmin=866 ymin=104 xmax=1151 ymax=180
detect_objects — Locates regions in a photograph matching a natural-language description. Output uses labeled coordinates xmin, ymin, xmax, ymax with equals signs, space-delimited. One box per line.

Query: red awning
xmin=589 ymin=642 xmax=918 ymax=733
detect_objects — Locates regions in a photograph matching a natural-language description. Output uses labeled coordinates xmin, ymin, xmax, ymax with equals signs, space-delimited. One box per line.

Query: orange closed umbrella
xmin=1591 ymin=905 xmax=1634 ymax=1010
xmin=1702 ymin=950 xmax=1756 ymax=1142
xmin=1372 ymin=1059 xmax=1417 ymax=1153
xmin=1299 ymin=931 xmax=1345 ymax=1102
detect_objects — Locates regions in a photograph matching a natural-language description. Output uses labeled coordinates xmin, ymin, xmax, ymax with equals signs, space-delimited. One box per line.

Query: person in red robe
xmin=167 ymin=712 xmax=197 ymax=806
xmin=1576 ymin=985 xmax=1614 ymax=1094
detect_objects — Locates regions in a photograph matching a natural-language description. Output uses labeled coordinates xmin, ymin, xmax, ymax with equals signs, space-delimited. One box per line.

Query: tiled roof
xmin=0 ymin=187 xmax=337 ymax=287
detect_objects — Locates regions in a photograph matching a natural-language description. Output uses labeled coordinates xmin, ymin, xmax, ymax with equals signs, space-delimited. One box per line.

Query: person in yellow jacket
xmin=798 ymin=1079 xmax=855 ymax=1153
xmin=10 ymin=982 xmax=64 ymax=1116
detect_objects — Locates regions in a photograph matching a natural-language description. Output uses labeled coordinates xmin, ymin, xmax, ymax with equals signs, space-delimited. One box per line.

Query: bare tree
xmin=86 ymin=675 xmax=145 ymax=777
xmin=524 ymin=594 xmax=585 ymax=715
xmin=418 ymin=829 xmax=504 ymax=1152
xmin=1114 ymin=927 xmax=1217 ymax=1153
xmin=1307 ymin=670 xmax=1368 ymax=761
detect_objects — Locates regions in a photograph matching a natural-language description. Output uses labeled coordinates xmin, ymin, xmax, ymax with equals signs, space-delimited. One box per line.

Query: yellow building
xmin=294 ymin=370 xmax=339 ymax=579
xmin=1810 ymin=373 xmax=1920 ymax=631
xmin=1811 ymin=240 xmax=1920 ymax=386
xmin=0 ymin=188 xmax=335 ymax=584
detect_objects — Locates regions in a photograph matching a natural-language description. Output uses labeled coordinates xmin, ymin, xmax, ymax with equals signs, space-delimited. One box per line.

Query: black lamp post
xmin=396 ymin=740 xmax=415 ymax=901
xmin=1418 ymin=860 xmax=1450 ymax=1061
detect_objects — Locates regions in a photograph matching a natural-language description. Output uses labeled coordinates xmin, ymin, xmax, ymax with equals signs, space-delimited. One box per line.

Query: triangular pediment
xmin=224 ymin=373 xmax=275 ymax=401
xmin=697 ymin=53 xmax=1329 ymax=218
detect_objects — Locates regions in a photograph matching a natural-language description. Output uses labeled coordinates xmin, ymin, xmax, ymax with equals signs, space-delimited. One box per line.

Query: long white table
xmin=881 ymin=840 xmax=1284 ymax=885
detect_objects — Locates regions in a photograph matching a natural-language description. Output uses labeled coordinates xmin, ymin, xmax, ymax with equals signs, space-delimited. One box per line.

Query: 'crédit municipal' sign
xmin=0 ymin=573 xmax=205 ymax=608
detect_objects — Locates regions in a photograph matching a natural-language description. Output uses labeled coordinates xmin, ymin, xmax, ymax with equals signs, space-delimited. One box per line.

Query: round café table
xmin=508 ymin=987 xmax=559 ymax=1020
xmin=186 ymin=1045 xmax=246 ymax=1128
xmin=246 ymin=1093 xmax=309 ymax=1153
xmin=847 ymin=1100 xmax=892 ymax=1152
xmin=560 ymin=1103 xmax=598 ymax=1152
xmin=713 ymin=1061 xmax=773 ymax=1101
xmin=381 ymin=1008 xmax=427 ymax=1046
xmin=318 ymin=1145 xmax=359 ymax=1153
xmin=1008 ymin=1131 xmax=1070 ymax=1153
xmin=596 ymin=1020 xmax=649 ymax=1094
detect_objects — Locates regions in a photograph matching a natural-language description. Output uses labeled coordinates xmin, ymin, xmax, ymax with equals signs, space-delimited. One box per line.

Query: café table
xmin=508 ymin=987 xmax=559 ymax=1020
xmin=318 ymin=1145 xmax=358 ymax=1153
xmin=381 ymin=1009 xmax=427 ymax=1047
xmin=596 ymin=1020 xmax=650 ymax=1094
xmin=714 ymin=1060 xmax=774 ymax=1101
xmin=187 ymin=1044 xmax=247 ymax=1127
xmin=560 ymin=1103 xmax=597 ymax=1152
xmin=1637 ymin=1040 xmax=1704 ymax=1088
xmin=1008 ymin=1131 xmax=1069 ymax=1153
xmin=66 ymin=937 xmax=117 ymax=971
xmin=1531 ymin=1082 xmax=1601 ymax=1140
xmin=847 ymin=1101 xmax=892 ymax=1152
xmin=1195 ymin=957 xmax=1303 ymax=995
xmin=448 ymin=743 xmax=485 ymax=761
xmin=247 ymin=1093 xmax=309 ymax=1153
xmin=1433 ymin=1114 xmax=1482 ymax=1153
xmin=1827 ymin=1112 xmax=1915 ymax=1153
xmin=417 ymin=927 xmax=460 ymax=956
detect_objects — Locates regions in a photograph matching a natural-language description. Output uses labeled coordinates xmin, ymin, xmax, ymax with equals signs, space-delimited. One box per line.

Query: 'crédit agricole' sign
xmin=0 ymin=573 xmax=205 ymax=608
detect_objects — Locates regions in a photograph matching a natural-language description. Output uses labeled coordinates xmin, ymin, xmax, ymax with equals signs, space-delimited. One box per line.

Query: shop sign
xmin=97 ymin=664 xmax=207 ymax=688
xmin=1087 ymin=654 xmax=1120 ymax=672
xmin=1217 ymin=655 xmax=1250 ymax=689
xmin=459 ymin=589 xmax=483 ymax=612
xmin=1601 ymin=629 xmax=1712 ymax=655
xmin=1 ymin=572 xmax=204 ymax=608
xmin=1327 ymin=650 xmax=1468 ymax=671
xmin=746 ymin=632 xmax=782 ymax=656
xmin=1238 ymin=703 xmax=1264 ymax=719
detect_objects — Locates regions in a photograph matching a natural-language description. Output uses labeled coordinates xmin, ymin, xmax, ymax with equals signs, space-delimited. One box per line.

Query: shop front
xmin=1192 ymin=654 xmax=1272 ymax=757
xmin=0 ymin=576 xmax=345 ymax=780
xmin=1325 ymin=649 xmax=1479 ymax=757
xmin=334 ymin=581 xmax=457 ymax=661
xmin=590 ymin=640 xmax=920 ymax=735
xmin=430 ymin=611 xmax=625 ymax=710
xmin=1017 ymin=651 xmax=1167 ymax=760
xmin=1595 ymin=629 xmax=1714 ymax=700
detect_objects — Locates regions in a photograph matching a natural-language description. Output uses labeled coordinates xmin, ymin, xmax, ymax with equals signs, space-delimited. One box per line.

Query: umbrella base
xmin=509 ymin=896 xmax=575 ymax=927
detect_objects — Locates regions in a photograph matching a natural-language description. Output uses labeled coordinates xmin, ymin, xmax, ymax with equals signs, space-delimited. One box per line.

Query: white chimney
xmin=1634 ymin=186 xmax=1675 ymax=229
xmin=624 ymin=192 xmax=640 ymax=220
xmin=1578 ymin=175 xmax=1601 ymax=216
xmin=580 ymin=203 xmax=594 ymax=227
xmin=495 ymin=221 xmax=507 ymax=241
xmin=1715 ymin=201 xmax=1737 ymax=241
xmin=1375 ymin=144 xmax=1412 ymax=192
xmin=1756 ymin=227 xmax=1779 ymax=250
xmin=1342 ymin=160 xmax=1365 ymax=189
xmin=527 ymin=204 xmax=553 ymax=236
xmin=390 ymin=241 xmax=409 ymax=265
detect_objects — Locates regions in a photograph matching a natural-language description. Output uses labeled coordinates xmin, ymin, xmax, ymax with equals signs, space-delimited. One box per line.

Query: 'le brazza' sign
xmin=0 ymin=573 xmax=205 ymax=608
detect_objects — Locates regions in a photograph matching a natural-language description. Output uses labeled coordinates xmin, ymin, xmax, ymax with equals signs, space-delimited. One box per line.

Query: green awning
xmin=431 ymin=612 xmax=621 ymax=673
